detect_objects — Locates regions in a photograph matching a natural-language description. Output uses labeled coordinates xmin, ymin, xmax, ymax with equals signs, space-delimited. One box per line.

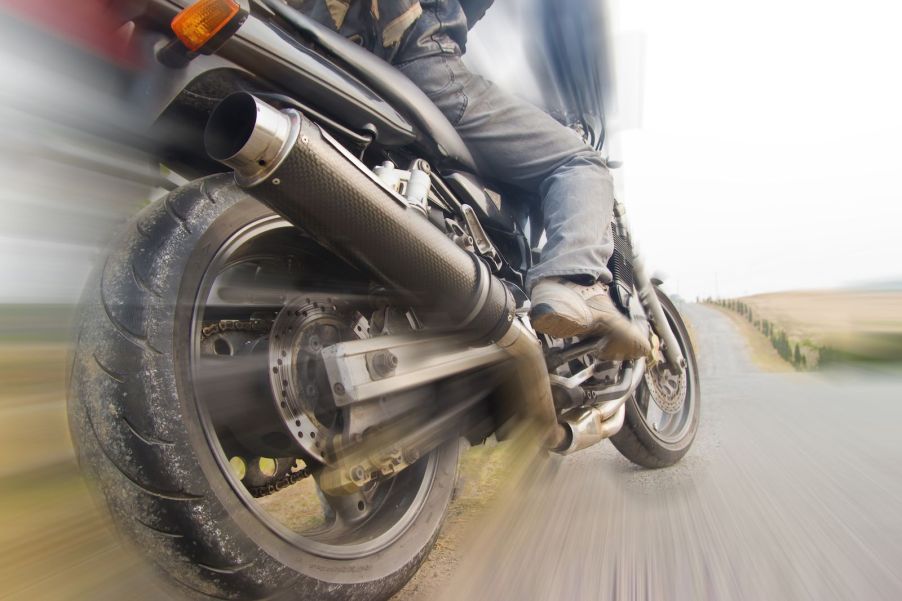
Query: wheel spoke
xmin=193 ymin=353 xmax=270 ymax=415
xmin=315 ymin=482 xmax=337 ymax=524
xmin=321 ymin=489 xmax=373 ymax=527
xmin=645 ymin=398 xmax=664 ymax=430
xmin=205 ymin=262 xmax=294 ymax=310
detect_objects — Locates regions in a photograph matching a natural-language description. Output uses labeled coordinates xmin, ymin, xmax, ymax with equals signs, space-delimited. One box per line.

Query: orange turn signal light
xmin=171 ymin=0 xmax=240 ymax=52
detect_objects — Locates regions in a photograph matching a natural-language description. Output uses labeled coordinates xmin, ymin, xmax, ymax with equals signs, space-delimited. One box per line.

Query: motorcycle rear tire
xmin=68 ymin=175 xmax=460 ymax=601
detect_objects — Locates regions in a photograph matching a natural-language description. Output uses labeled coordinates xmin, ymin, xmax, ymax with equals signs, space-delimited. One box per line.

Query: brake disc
xmin=269 ymin=297 xmax=353 ymax=463
xmin=644 ymin=361 xmax=687 ymax=414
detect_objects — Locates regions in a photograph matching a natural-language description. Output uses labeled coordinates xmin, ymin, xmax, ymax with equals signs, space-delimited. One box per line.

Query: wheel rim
xmin=635 ymin=304 xmax=697 ymax=444
xmin=188 ymin=214 xmax=438 ymax=559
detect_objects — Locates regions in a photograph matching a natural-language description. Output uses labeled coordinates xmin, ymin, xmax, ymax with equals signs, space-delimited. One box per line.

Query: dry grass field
xmin=0 ymin=339 xmax=151 ymax=601
xmin=730 ymin=290 xmax=902 ymax=366
xmin=741 ymin=290 xmax=902 ymax=342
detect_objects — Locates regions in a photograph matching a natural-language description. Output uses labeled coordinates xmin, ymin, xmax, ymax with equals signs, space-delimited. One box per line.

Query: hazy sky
xmin=610 ymin=0 xmax=902 ymax=298
xmin=468 ymin=0 xmax=902 ymax=299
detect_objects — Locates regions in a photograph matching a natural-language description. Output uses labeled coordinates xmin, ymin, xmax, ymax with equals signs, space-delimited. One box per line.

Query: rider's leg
xmin=396 ymin=52 xmax=614 ymax=290
xmin=396 ymin=51 xmax=649 ymax=356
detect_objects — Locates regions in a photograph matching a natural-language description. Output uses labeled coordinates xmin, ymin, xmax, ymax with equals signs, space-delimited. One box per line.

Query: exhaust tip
xmin=204 ymin=92 xmax=299 ymax=184
xmin=205 ymin=92 xmax=259 ymax=163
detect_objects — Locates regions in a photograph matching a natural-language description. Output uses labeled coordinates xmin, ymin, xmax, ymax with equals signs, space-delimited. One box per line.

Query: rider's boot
xmin=529 ymin=277 xmax=651 ymax=360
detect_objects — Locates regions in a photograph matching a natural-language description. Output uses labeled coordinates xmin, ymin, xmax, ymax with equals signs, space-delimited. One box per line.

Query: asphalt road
xmin=415 ymin=303 xmax=902 ymax=601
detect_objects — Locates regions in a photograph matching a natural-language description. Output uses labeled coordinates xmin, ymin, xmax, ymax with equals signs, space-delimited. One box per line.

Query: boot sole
xmin=531 ymin=306 xmax=651 ymax=360
xmin=531 ymin=310 xmax=592 ymax=339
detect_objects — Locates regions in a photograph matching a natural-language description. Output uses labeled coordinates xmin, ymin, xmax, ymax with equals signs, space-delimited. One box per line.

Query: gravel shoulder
xmin=706 ymin=305 xmax=793 ymax=372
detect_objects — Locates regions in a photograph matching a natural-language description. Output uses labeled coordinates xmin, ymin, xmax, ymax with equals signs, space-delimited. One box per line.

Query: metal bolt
xmin=349 ymin=465 xmax=366 ymax=483
xmin=370 ymin=350 xmax=399 ymax=378
xmin=333 ymin=383 xmax=345 ymax=395
xmin=272 ymin=178 xmax=281 ymax=185
xmin=301 ymin=135 xmax=309 ymax=144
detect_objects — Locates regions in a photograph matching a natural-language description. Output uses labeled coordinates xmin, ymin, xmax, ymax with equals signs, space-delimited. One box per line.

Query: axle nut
xmin=368 ymin=350 xmax=399 ymax=379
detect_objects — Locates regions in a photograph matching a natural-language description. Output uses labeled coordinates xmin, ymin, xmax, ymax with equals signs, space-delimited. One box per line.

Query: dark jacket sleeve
xmin=458 ymin=0 xmax=494 ymax=29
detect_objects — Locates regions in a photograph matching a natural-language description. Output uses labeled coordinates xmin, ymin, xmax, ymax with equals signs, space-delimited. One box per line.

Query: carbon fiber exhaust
xmin=204 ymin=93 xmax=567 ymax=450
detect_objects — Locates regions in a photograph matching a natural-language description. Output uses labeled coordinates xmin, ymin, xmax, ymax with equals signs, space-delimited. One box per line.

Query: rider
xmin=290 ymin=0 xmax=650 ymax=359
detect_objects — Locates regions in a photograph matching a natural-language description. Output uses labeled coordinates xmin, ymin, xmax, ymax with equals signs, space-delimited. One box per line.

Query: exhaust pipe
xmin=558 ymin=361 xmax=645 ymax=454
xmin=560 ymin=405 xmax=626 ymax=455
xmin=205 ymin=93 xmax=567 ymax=450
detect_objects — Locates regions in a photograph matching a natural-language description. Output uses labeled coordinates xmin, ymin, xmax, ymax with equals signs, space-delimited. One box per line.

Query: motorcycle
xmin=68 ymin=1 xmax=700 ymax=598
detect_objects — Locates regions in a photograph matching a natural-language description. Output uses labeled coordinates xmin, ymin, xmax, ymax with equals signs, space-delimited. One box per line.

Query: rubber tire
xmin=610 ymin=289 xmax=700 ymax=468
xmin=68 ymin=174 xmax=460 ymax=601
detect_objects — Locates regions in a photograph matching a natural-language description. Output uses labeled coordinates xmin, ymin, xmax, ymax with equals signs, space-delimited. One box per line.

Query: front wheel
xmin=611 ymin=289 xmax=700 ymax=468
xmin=68 ymin=175 xmax=460 ymax=601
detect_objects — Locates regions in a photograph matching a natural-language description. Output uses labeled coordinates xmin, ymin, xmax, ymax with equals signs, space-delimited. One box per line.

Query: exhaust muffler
xmin=204 ymin=93 xmax=567 ymax=450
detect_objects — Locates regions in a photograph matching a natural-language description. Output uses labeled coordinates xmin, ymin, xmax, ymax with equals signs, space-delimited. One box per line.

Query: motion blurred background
xmin=0 ymin=0 xmax=899 ymax=599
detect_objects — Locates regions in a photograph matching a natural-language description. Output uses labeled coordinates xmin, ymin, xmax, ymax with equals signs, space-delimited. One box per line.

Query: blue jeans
xmin=396 ymin=52 xmax=615 ymax=291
